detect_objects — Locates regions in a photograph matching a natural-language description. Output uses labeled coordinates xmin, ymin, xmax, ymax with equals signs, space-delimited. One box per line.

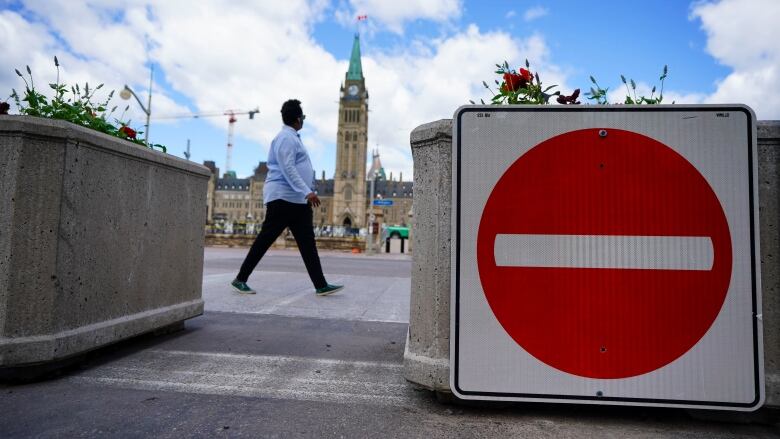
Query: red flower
xmin=502 ymin=70 xmax=531 ymax=93
xmin=119 ymin=125 xmax=137 ymax=139
xmin=501 ymin=68 xmax=533 ymax=93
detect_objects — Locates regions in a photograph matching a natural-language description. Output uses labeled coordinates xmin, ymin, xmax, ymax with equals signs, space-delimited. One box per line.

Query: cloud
xmin=345 ymin=0 xmax=463 ymax=34
xmin=0 ymin=3 xmax=189 ymax=129
xmin=1 ymin=1 xmax=570 ymax=182
xmin=362 ymin=27 xmax=570 ymax=177
xmin=523 ymin=6 xmax=548 ymax=22
xmin=505 ymin=10 xmax=516 ymax=19
xmin=691 ymin=0 xmax=780 ymax=118
xmin=1 ymin=1 xmax=339 ymax=154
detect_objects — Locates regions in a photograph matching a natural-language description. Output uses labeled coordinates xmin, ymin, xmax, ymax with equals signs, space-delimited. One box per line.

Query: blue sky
xmin=2 ymin=0 xmax=778 ymax=180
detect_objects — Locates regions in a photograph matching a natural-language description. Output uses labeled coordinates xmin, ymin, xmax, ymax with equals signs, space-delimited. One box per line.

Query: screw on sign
xmin=477 ymin=128 xmax=732 ymax=379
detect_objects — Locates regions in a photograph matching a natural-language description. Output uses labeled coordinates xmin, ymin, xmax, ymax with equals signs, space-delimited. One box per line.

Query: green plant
xmin=472 ymin=59 xmax=568 ymax=105
xmin=474 ymin=61 xmax=670 ymax=106
xmin=586 ymin=65 xmax=670 ymax=105
xmin=6 ymin=57 xmax=166 ymax=153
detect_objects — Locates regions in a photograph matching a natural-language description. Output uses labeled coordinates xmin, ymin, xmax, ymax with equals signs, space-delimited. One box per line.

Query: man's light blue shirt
xmin=263 ymin=125 xmax=314 ymax=205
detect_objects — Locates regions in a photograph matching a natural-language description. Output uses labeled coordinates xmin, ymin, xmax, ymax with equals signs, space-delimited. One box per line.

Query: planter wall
xmin=403 ymin=118 xmax=780 ymax=409
xmin=0 ymin=116 xmax=209 ymax=367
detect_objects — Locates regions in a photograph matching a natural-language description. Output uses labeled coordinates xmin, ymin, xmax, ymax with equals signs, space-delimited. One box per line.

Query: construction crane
xmin=154 ymin=107 xmax=259 ymax=174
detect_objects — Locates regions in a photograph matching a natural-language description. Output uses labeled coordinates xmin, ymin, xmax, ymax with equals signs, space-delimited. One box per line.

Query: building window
xmin=345 ymin=186 xmax=352 ymax=201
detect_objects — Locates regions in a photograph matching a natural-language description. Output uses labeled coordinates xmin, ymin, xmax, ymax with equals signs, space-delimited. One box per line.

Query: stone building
xmin=205 ymin=161 xmax=268 ymax=224
xmin=205 ymin=33 xmax=412 ymax=230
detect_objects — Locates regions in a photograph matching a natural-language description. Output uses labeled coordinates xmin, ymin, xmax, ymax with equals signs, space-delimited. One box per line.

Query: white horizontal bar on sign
xmin=493 ymin=234 xmax=714 ymax=271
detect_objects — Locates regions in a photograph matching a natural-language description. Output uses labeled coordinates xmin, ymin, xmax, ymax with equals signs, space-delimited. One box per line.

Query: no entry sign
xmin=452 ymin=106 xmax=763 ymax=410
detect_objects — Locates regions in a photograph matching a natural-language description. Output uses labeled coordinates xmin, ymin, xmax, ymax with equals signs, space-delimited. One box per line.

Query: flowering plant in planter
xmin=472 ymin=59 xmax=580 ymax=106
xmin=474 ymin=59 xmax=668 ymax=106
xmin=2 ymin=57 xmax=167 ymax=152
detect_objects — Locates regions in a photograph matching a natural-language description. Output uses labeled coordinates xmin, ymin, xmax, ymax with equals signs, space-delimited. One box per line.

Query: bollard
xmin=403 ymin=119 xmax=453 ymax=391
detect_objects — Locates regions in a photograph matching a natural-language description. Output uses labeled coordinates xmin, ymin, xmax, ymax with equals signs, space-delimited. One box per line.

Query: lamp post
xmin=366 ymin=168 xmax=379 ymax=254
xmin=120 ymin=65 xmax=153 ymax=145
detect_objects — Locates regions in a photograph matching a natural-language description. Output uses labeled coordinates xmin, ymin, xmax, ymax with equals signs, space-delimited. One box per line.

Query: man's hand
xmin=306 ymin=192 xmax=321 ymax=207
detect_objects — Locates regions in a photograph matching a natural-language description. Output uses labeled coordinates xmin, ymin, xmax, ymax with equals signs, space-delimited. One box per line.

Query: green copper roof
xmin=346 ymin=34 xmax=363 ymax=81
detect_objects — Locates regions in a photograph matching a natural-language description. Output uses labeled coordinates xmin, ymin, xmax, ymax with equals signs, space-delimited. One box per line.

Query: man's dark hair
xmin=281 ymin=99 xmax=303 ymax=126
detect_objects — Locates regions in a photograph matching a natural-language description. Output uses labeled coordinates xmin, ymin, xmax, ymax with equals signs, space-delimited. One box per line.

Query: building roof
xmin=346 ymin=34 xmax=363 ymax=81
xmin=312 ymin=178 xmax=335 ymax=196
xmin=371 ymin=179 xmax=413 ymax=198
xmin=216 ymin=178 xmax=251 ymax=191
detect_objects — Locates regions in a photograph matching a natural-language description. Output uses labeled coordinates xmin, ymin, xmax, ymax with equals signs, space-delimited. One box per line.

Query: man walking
xmin=231 ymin=99 xmax=343 ymax=296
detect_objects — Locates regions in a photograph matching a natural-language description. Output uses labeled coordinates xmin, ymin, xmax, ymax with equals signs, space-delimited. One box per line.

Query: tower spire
xmin=346 ymin=33 xmax=363 ymax=81
xmin=367 ymin=148 xmax=385 ymax=181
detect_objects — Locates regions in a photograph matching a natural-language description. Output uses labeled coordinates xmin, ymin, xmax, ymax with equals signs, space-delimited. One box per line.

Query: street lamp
xmin=120 ymin=65 xmax=153 ymax=145
xmin=366 ymin=168 xmax=379 ymax=254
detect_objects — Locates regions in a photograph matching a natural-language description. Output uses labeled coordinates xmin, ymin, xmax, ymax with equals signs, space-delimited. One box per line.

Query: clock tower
xmin=332 ymin=34 xmax=368 ymax=228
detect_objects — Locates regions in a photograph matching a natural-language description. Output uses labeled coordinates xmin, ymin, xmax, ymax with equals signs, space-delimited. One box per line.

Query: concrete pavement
xmin=203 ymin=247 xmax=411 ymax=322
xmin=0 ymin=247 xmax=778 ymax=438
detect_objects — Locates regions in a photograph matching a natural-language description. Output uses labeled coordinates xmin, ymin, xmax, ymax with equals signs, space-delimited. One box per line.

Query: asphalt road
xmin=1 ymin=248 xmax=778 ymax=438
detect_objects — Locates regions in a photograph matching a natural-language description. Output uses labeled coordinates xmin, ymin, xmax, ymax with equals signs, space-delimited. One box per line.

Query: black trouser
xmin=237 ymin=199 xmax=327 ymax=289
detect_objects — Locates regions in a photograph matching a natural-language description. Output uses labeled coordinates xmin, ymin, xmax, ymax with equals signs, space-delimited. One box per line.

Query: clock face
xmin=348 ymin=85 xmax=359 ymax=96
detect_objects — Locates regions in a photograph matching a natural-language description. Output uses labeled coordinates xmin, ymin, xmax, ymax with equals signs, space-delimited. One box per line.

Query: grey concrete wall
xmin=0 ymin=116 xmax=209 ymax=367
xmin=403 ymin=117 xmax=780 ymax=408
xmin=758 ymin=121 xmax=780 ymax=406
xmin=403 ymin=120 xmax=452 ymax=391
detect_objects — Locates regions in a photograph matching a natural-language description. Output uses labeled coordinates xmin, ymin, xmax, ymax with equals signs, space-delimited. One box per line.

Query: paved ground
xmin=1 ymin=247 xmax=778 ymax=438
xmin=203 ymin=247 xmax=411 ymax=322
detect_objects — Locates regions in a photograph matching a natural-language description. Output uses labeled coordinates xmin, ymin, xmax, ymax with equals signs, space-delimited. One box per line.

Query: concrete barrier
xmin=0 ymin=116 xmax=209 ymax=368
xmin=403 ymin=117 xmax=780 ymax=408
xmin=404 ymin=119 xmax=452 ymax=392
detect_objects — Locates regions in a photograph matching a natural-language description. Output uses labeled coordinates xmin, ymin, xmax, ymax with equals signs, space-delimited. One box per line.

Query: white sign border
xmin=449 ymin=105 xmax=764 ymax=411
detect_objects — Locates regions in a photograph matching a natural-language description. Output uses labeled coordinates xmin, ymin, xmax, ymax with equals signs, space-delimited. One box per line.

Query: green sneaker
xmin=231 ymin=279 xmax=256 ymax=294
xmin=315 ymin=284 xmax=344 ymax=296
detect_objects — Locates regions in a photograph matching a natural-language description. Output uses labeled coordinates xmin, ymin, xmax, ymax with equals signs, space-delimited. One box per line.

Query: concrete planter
xmin=403 ymin=117 xmax=780 ymax=409
xmin=0 ymin=116 xmax=209 ymax=368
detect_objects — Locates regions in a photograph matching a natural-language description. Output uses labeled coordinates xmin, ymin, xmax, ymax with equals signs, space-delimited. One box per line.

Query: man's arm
xmin=275 ymin=135 xmax=313 ymax=200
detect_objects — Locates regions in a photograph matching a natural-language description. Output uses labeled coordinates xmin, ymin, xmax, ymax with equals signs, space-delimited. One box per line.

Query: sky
xmin=2 ymin=0 xmax=779 ymax=181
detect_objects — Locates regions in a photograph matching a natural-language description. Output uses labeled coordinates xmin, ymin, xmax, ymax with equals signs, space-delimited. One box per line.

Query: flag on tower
xmin=357 ymin=15 xmax=368 ymax=21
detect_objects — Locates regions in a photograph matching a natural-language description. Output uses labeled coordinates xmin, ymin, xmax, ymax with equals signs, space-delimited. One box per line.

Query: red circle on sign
xmin=476 ymin=128 xmax=732 ymax=379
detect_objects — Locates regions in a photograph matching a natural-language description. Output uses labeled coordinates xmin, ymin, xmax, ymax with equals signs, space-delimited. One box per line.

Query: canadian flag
xmin=357 ymin=15 xmax=368 ymax=21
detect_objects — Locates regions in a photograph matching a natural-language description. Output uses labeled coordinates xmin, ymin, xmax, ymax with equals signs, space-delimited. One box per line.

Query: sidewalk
xmin=203 ymin=247 xmax=411 ymax=322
